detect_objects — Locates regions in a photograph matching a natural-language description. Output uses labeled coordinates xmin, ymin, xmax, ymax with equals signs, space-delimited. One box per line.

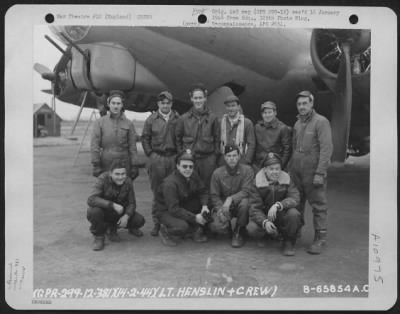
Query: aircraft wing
xmin=34 ymin=26 xmax=370 ymax=161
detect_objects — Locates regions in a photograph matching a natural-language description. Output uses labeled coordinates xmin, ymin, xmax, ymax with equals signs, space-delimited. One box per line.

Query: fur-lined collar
xmin=255 ymin=169 xmax=290 ymax=187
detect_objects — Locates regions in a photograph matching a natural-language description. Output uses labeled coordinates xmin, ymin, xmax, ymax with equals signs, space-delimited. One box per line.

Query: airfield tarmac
xmin=33 ymin=128 xmax=370 ymax=299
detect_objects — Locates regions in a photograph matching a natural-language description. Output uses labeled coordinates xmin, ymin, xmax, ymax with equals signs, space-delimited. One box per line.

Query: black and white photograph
xmin=4 ymin=4 xmax=397 ymax=311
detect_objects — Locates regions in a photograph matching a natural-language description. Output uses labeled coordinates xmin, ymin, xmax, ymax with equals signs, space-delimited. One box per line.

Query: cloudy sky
xmin=33 ymin=26 xmax=150 ymax=121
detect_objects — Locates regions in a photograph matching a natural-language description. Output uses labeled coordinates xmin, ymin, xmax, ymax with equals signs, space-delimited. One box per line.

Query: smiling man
xmin=87 ymin=160 xmax=145 ymax=251
xmin=175 ymin=83 xmax=220 ymax=185
xmin=248 ymin=153 xmax=301 ymax=256
xmin=289 ymin=91 xmax=333 ymax=255
xmin=153 ymin=150 xmax=211 ymax=246
xmin=220 ymin=95 xmax=255 ymax=166
xmin=91 ymin=90 xmax=140 ymax=180
xmin=254 ymin=101 xmax=291 ymax=171
xmin=209 ymin=145 xmax=254 ymax=248
xmin=142 ymin=91 xmax=180 ymax=237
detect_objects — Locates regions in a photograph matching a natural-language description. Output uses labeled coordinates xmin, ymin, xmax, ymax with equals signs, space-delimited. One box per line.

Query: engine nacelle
xmin=70 ymin=42 xmax=135 ymax=91
xmin=310 ymin=29 xmax=370 ymax=97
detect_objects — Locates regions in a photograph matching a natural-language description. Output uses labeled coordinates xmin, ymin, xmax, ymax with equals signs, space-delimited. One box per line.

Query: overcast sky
xmin=33 ymin=26 xmax=151 ymax=121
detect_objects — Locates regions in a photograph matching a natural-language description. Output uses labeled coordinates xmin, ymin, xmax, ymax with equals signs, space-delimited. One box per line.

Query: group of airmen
xmin=87 ymin=83 xmax=333 ymax=257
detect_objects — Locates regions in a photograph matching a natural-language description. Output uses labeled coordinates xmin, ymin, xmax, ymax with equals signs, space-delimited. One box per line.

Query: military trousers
xmin=194 ymin=153 xmax=217 ymax=186
xmin=158 ymin=198 xmax=203 ymax=236
xmin=289 ymin=152 xmax=329 ymax=231
xmin=147 ymin=152 xmax=176 ymax=224
xmin=87 ymin=207 xmax=145 ymax=236
xmin=209 ymin=198 xmax=250 ymax=234
xmin=247 ymin=208 xmax=302 ymax=241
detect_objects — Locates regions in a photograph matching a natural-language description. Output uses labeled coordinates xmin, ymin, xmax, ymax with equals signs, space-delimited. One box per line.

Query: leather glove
xmin=313 ymin=173 xmax=325 ymax=187
xmin=92 ymin=166 xmax=103 ymax=177
xmin=130 ymin=166 xmax=139 ymax=181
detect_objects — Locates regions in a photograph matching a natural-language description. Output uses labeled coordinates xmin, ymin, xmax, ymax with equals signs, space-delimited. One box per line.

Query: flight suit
xmin=289 ymin=110 xmax=333 ymax=231
xmin=254 ymin=118 xmax=291 ymax=170
xmin=91 ymin=112 xmax=140 ymax=177
xmin=87 ymin=172 xmax=145 ymax=236
xmin=209 ymin=164 xmax=254 ymax=234
xmin=153 ymin=169 xmax=209 ymax=236
xmin=248 ymin=170 xmax=301 ymax=241
xmin=175 ymin=107 xmax=220 ymax=185
xmin=220 ymin=115 xmax=256 ymax=165
xmin=142 ymin=110 xmax=179 ymax=225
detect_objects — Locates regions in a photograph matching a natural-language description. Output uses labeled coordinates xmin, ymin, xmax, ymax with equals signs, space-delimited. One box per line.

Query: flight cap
xmin=158 ymin=91 xmax=173 ymax=101
xmin=296 ymin=90 xmax=314 ymax=102
xmin=224 ymin=94 xmax=239 ymax=104
xmin=262 ymin=152 xmax=282 ymax=167
xmin=176 ymin=149 xmax=195 ymax=163
xmin=107 ymin=90 xmax=125 ymax=102
xmin=261 ymin=101 xmax=277 ymax=111
xmin=224 ymin=144 xmax=240 ymax=155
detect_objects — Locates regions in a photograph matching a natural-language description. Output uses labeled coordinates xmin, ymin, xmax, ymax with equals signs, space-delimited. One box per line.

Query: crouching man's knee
xmin=168 ymin=220 xmax=190 ymax=236
xmin=209 ymin=217 xmax=230 ymax=235
xmin=285 ymin=208 xmax=301 ymax=224
xmin=247 ymin=220 xmax=266 ymax=239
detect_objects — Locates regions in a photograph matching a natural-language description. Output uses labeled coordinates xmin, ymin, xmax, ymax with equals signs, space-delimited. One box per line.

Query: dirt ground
xmin=33 ymin=141 xmax=369 ymax=299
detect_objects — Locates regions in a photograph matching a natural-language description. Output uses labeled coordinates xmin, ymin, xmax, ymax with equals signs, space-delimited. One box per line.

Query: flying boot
xmin=307 ymin=230 xmax=327 ymax=254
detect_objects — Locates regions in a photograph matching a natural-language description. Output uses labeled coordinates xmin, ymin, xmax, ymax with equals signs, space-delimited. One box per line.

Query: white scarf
xmin=221 ymin=113 xmax=245 ymax=154
xmin=159 ymin=110 xmax=171 ymax=122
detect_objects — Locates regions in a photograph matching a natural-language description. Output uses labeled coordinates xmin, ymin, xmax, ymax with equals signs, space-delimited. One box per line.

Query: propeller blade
xmin=331 ymin=42 xmax=352 ymax=162
xmin=41 ymin=89 xmax=53 ymax=94
xmin=33 ymin=63 xmax=52 ymax=75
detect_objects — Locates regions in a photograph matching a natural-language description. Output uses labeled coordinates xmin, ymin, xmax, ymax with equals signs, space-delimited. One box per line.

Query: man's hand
xmin=117 ymin=214 xmax=130 ymax=228
xmin=313 ymin=173 xmax=324 ymax=187
xmin=263 ymin=220 xmax=278 ymax=236
xmin=195 ymin=213 xmax=207 ymax=226
xmin=113 ymin=203 xmax=124 ymax=215
xmin=221 ymin=197 xmax=232 ymax=214
xmin=130 ymin=166 xmax=139 ymax=181
xmin=92 ymin=166 xmax=102 ymax=177
xmin=267 ymin=204 xmax=279 ymax=221
xmin=200 ymin=206 xmax=210 ymax=215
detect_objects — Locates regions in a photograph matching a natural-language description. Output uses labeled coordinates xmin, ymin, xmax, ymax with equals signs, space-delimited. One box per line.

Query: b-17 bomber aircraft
xmin=34 ymin=25 xmax=371 ymax=162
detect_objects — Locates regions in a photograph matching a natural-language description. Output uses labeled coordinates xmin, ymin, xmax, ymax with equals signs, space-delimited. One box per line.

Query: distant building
xmin=33 ymin=103 xmax=62 ymax=137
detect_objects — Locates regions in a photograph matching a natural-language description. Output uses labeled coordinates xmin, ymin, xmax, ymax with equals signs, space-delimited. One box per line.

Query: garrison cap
xmin=296 ymin=90 xmax=314 ymax=101
xmin=261 ymin=101 xmax=277 ymax=111
xmin=224 ymin=144 xmax=240 ymax=155
xmin=107 ymin=90 xmax=125 ymax=102
xmin=262 ymin=152 xmax=282 ymax=167
xmin=176 ymin=149 xmax=195 ymax=163
xmin=109 ymin=159 xmax=128 ymax=172
xmin=224 ymin=94 xmax=239 ymax=104
xmin=158 ymin=91 xmax=173 ymax=101
xmin=189 ymin=82 xmax=207 ymax=94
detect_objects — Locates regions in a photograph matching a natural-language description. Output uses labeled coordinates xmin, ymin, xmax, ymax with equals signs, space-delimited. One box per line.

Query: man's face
xmin=262 ymin=108 xmax=276 ymax=123
xmin=110 ymin=168 xmax=127 ymax=185
xmin=109 ymin=97 xmax=123 ymax=115
xmin=190 ymin=90 xmax=206 ymax=110
xmin=177 ymin=160 xmax=194 ymax=179
xmin=264 ymin=163 xmax=281 ymax=182
xmin=296 ymin=96 xmax=313 ymax=116
xmin=158 ymin=98 xmax=172 ymax=114
xmin=224 ymin=150 xmax=240 ymax=168
xmin=225 ymin=101 xmax=240 ymax=118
